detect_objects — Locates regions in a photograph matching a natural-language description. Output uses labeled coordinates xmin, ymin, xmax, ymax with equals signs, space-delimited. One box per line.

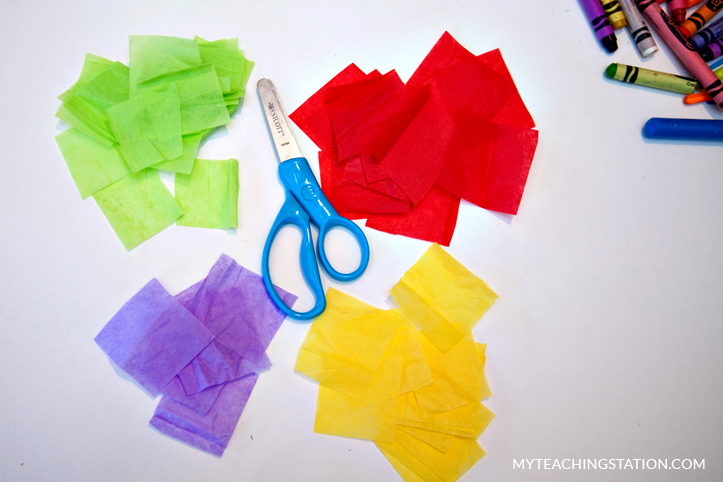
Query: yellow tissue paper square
xmin=314 ymin=355 xmax=402 ymax=442
xmin=413 ymin=333 xmax=487 ymax=415
xmin=321 ymin=287 xmax=382 ymax=318
xmin=397 ymin=426 xmax=454 ymax=453
xmin=394 ymin=430 xmax=479 ymax=481
xmin=301 ymin=311 xmax=399 ymax=377
xmin=315 ymin=385 xmax=398 ymax=443
xmin=377 ymin=430 xmax=484 ymax=482
xmin=399 ymin=393 xmax=495 ymax=439
xmin=390 ymin=281 xmax=465 ymax=353
xmin=377 ymin=437 xmax=441 ymax=482
xmin=296 ymin=293 xmax=401 ymax=401
xmin=378 ymin=443 xmax=432 ymax=482
xmin=391 ymin=243 xmax=497 ymax=352
xmin=385 ymin=312 xmax=433 ymax=395
xmin=296 ymin=350 xmax=379 ymax=402
xmin=476 ymin=343 xmax=491 ymax=400
xmin=362 ymin=352 xmax=404 ymax=405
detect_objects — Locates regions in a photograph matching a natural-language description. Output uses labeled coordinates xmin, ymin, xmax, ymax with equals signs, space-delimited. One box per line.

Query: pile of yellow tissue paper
xmin=296 ymin=243 xmax=498 ymax=482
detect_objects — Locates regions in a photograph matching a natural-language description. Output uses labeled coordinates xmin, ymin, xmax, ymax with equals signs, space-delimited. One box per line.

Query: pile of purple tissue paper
xmin=95 ymin=254 xmax=297 ymax=456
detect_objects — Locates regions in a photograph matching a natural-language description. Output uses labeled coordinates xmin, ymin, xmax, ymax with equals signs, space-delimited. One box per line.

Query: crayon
xmin=643 ymin=117 xmax=723 ymax=140
xmin=699 ymin=38 xmax=723 ymax=61
xmin=685 ymin=0 xmax=705 ymax=6
xmin=668 ymin=0 xmax=687 ymax=25
xmin=679 ymin=0 xmax=723 ymax=38
xmin=620 ymin=0 xmax=659 ymax=56
xmin=580 ymin=0 xmax=619 ymax=52
xmin=606 ymin=63 xmax=700 ymax=93
xmin=710 ymin=57 xmax=723 ymax=70
xmin=635 ymin=0 xmax=723 ymax=107
xmin=682 ymin=62 xmax=723 ymax=103
xmin=601 ymin=0 xmax=628 ymax=29
xmin=690 ymin=17 xmax=723 ymax=49
xmin=683 ymin=91 xmax=713 ymax=103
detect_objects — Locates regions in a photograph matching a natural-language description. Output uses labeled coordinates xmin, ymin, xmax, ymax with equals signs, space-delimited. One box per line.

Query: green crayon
xmin=605 ymin=63 xmax=701 ymax=94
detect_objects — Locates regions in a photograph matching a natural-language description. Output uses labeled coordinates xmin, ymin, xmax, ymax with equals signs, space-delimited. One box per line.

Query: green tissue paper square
xmin=58 ymin=53 xmax=114 ymax=102
xmin=194 ymin=36 xmax=239 ymax=50
xmin=56 ymin=104 xmax=115 ymax=147
xmin=106 ymin=84 xmax=183 ymax=172
xmin=73 ymin=62 xmax=130 ymax=112
xmin=93 ymin=169 xmax=183 ymax=249
xmin=195 ymin=36 xmax=253 ymax=102
xmin=175 ymin=158 xmax=239 ymax=229
xmin=224 ymin=59 xmax=254 ymax=101
xmin=238 ymin=58 xmax=255 ymax=97
xmin=61 ymin=61 xmax=130 ymax=143
xmin=218 ymin=76 xmax=232 ymax=94
xmin=197 ymin=41 xmax=246 ymax=94
xmin=140 ymin=64 xmax=230 ymax=135
xmin=129 ymin=35 xmax=201 ymax=95
xmin=151 ymin=129 xmax=212 ymax=174
xmin=222 ymin=58 xmax=253 ymax=116
xmin=55 ymin=128 xmax=130 ymax=199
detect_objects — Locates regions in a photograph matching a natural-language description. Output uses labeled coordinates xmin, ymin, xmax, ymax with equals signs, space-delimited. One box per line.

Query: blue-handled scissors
xmin=257 ymin=78 xmax=370 ymax=321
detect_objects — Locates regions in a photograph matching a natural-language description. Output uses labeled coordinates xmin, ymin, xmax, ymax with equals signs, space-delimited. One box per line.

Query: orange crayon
xmin=683 ymin=92 xmax=713 ymax=103
xmin=679 ymin=0 xmax=723 ymax=38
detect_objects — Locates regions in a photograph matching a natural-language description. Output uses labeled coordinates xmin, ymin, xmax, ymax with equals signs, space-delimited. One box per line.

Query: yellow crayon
xmin=600 ymin=0 xmax=628 ymax=29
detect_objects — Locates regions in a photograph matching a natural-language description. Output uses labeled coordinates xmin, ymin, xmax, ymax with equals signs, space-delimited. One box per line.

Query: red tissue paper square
xmin=366 ymin=185 xmax=460 ymax=247
xmin=318 ymin=151 xmax=409 ymax=220
xmin=291 ymin=31 xmax=538 ymax=244
xmin=377 ymin=97 xmax=455 ymax=205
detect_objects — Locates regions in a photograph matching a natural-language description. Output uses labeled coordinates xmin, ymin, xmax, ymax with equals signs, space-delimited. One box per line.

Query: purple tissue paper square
xmin=176 ymin=341 xmax=272 ymax=395
xmin=95 ymin=278 xmax=215 ymax=397
xmin=183 ymin=254 xmax=297 ymax=364
xmin=150 ymin=373 xmax=259 ymax=457
xmin=161 ymin=374 xmax=224 ymax=415
xmin=160 ymin=342 xmax=271 ymax=414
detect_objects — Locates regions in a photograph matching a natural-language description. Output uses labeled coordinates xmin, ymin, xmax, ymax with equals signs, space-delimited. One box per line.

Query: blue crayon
xmin=710 ymin=57 xmax=723 ymax=70
xmin=643 ymin=118 xmax=723 ymax=140
xmin=690 ymin=16 xmax=723 ymax=49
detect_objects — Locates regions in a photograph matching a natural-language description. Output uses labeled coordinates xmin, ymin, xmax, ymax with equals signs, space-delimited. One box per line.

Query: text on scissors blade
xmin=267 ymin=102 xmax=285 ymax=136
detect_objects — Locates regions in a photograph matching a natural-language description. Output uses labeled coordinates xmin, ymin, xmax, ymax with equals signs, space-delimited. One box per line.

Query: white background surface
xmin=1 ymin=0 xmax=722 ymax=481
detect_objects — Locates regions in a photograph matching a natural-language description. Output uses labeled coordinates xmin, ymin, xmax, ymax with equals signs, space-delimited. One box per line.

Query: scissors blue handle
xmin=261 ymin=157 xmax=370 ymax=321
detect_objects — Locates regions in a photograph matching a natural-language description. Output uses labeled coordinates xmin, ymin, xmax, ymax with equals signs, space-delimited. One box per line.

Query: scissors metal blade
xmin=257 ymin=78 xmax=302 ymax=163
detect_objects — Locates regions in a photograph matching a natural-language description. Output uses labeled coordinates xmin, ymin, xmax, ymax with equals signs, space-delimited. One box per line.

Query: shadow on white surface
xmin=147 ymin=422 xmax=223 ymax=459
xmin=105 ymin=354 xmax=155 ymax=399
xmin=640 ymin=135 xmax=723 ymax=146
xmin=383 ymin=294 xmax=400 ymax=310
xmin=488 ymin=210 xmax=514 ymax=225
xmin=202 ymin=125 xmax=229 ymax=143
